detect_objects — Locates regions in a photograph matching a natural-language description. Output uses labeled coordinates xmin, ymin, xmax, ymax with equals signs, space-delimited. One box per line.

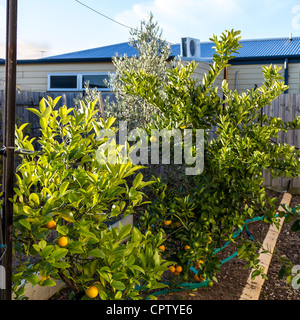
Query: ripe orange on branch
xmin=57 ymin=236 xmax=68 ymax=247
xmin=175 ymin=266 xmax=183 ymax=273
xmin=45 ymin=220 xmax=56 ymax=230
xmin=158 ymin=245 xmax=165 ymax=252
xmin=169 ymin=266 xmax=176 ymax=273
xmin=86 ymin=286 xmax=99 ymax=298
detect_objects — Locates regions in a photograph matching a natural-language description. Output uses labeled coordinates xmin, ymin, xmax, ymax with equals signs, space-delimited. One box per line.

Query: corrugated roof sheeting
xmin=45 ymin=37 xmax=300 ymax=61
xmin=3 ymin=36 xmax=300 ymax=64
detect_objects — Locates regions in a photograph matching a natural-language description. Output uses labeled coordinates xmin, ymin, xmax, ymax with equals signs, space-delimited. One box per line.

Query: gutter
xmin=0 ymin=54 xmax=178 ymax=66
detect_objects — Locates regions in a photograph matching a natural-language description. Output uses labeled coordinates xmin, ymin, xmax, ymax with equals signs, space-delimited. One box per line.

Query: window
xmin=47 ymin=73 xmax=111 ymax=91
xmin=82 ymin=74 xmax=108 ymax=90
xmin=49 ymin=75 xmax=78 ymax=90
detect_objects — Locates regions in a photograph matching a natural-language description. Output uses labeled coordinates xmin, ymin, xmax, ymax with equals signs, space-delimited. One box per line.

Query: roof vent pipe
xmin=289 ymin=32 xmax=292 ymax=41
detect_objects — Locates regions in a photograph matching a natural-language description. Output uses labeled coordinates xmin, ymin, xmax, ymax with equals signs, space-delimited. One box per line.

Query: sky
xmin=0 ymin=0 xmax=300 ymax=59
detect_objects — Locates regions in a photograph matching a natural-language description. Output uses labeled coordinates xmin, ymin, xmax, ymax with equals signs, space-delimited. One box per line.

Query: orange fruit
xmin=194 ymin=274 xmax=205 ymax=282
xmin=57 ymin=236 xmax=68 ymax=247
xmin=173 ymin=271 xmax=180 ymax=275
xmin=45 ymin=220 xmax=56 ymax=230
xmin=158 ymin=245 xmax=165 ymax=252
xmin=41 ymin=275 xmax=50 ymax=282
xmin=175 ymin=266 xmax=183 ymax=273
xmin=169 ymin=266 xmax=176 ymax=273
xmin=196 ymin=260 xmax=204 ymax=268
xmin=184 ymin=245 xmax=191 ymax=251
xmin=164 ymin=220 xmax=172 ymax=226
xmin=86 ymin=286 xmax=99 ymax=298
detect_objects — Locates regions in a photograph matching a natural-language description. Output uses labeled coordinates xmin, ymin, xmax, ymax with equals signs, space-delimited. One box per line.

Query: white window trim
xmin=47 ymin=72 xmax=111 ymax=92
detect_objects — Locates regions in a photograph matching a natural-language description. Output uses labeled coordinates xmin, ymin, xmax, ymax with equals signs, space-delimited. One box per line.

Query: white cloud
xmin=115 ymin=0 xmax=242 ymax=43
xmin=0 ymin=40 xmax=51 ymax=59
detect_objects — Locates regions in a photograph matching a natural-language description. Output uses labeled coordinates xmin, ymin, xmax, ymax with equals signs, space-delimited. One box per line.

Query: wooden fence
xmin=262 ymin=93 xmax=300 ymax=192
xmin=0 ymin=90 xmax=299 ymax=192
xmin=0 ymin=90 xmax=114 ymax=147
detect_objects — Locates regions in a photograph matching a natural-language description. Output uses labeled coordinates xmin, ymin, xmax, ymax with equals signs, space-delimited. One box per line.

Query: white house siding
xmin=287 ymin=63 xmax=300 ymax=93
xmin=182 ymin=60 xmax=225 ymax=91
xmin=0 ymin=62 xmax=116 ymax=92
xmin=227 ymin=63 xmax=287 ymax=93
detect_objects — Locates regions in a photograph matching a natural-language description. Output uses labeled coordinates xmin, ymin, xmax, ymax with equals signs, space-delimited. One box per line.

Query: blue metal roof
xmin=45 ymin=42 xmax=139 ymax=60
xmin=44 ymin=36 xmax=300 ymax=62
xmin=172 ymin=37 xmax=300 ymax=61
xmin=1 ymin=36 xmax=299 ymax=65
xmin=232 ymin=37 xmax=300 ymax=59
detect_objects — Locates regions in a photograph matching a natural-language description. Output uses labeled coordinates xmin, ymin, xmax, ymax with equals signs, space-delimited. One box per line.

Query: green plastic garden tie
xmin=146 ymin=211 xmax=287 ymax=298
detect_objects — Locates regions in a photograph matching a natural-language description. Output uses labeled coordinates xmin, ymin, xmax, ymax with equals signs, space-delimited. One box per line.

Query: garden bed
xmin=48 ymin=189 xmax=300 ymax=301
xmin=156 ymin=190 xmax=300 ymax=300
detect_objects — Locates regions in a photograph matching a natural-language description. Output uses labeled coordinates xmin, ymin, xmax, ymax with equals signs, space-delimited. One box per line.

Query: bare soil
xmin=157 ymin=190 xmax=300 ymax=301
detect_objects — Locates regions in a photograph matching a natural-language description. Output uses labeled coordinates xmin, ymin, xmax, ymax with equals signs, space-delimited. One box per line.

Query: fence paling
xmin=262 ymin=93 xmax=300 ymax=191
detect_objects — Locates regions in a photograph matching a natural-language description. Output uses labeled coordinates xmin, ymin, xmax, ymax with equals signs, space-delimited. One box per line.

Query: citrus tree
xmin=12 ymin=97 xmax=171 ymax=299
xmin=121 ymin=29 xmax=300 ymax=284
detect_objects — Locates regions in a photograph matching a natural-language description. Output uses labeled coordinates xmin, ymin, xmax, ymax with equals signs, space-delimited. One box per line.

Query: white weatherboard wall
xmin=227 ymin=64 xmax=284 ymax=93
xmin=0 ymin=62 xmax=116 ymax=92
xmin=0 ymin=60 xmax=225 ymax=93
xmin=227 ymin=62 xmax=300 ymax=94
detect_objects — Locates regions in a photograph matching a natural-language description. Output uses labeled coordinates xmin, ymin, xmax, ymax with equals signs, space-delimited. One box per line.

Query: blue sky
xmin=0 ymin=0 xmax=300 ymax=59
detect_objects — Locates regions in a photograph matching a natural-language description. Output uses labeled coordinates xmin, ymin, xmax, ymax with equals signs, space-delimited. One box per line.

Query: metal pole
xmin=1 ymin=0 xmax=18 ymax=300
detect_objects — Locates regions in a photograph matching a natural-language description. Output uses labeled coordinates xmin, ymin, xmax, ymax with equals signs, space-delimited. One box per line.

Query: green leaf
xmin=39 ymin=98 xmax=46 ymax=113
xmin=39 ymin=240 xmax=47 ymax=250
xmin=50 ymin=248 xmax=68 ymax=261
xmin=111 ymin=280 xmax=125 ymax=291
xmin=128 ymin=265 xmax=145 ymax=274
xmin=112 ymin=272 xmax=128 ymax=280
xmin=40 ymin=117 xmax=47 ymax=130
xmin=60 ymin=182 xmax=69 ymax=195
xmin=42 ymin=279 xmax=57 ymax=287
xmin=40 ymin=245 xmax=54 ymax=258
xmin=29 ymin=193 xmax=40 ymax=206
xmin=26 ymin=274 xmax=40 ymax=286
xmin=99 ymin=290 xmax=108 ymax=300
xmin=51 ymin=262 xmax=71 ymax=269
xmin=251 ymin=270 xmax=261 ymax=280
xmin=118 ymin=224 xmax=132 ymax=240
xmin=132 ymin=172 xmax=143 ymax=189
xmin=115 ymin=291 xmax=122 ymax=299
xmin=54 ymin=210 xmax=75 ymax=223
xmin=132 ymin=227 xmax=142 ymax=244
xmin=32 ymin=244 xmax=40 ymax=252
xmin=27 ymin=107 xmax=42 ymax=118
xmin=56 ymin=224 xmax=69 ymax=236
xmin=18 ymin=219 xmax=31 ymax=230
xmin=78 ymin=229 xmax=97 ymax=239
xmin=88 ymin=248 xmax=103 ymax=258
xmin=291 ymin=219 xmax=300 ymax=232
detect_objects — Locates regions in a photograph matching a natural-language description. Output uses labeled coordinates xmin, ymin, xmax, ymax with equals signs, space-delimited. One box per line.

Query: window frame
xmin=47 ymin=72 xmax=111 ymax=92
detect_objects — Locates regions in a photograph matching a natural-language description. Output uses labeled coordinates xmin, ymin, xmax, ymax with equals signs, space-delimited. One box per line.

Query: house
xmin=0 ymin=36 xmax=300 ymax=93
